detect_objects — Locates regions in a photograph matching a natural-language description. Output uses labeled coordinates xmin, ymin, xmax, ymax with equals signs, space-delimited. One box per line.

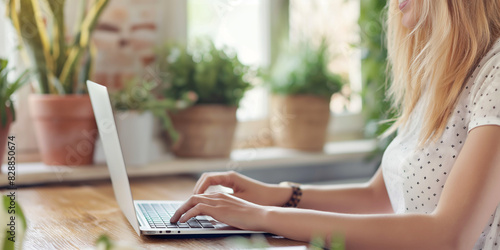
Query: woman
xmin=171 ymin=0 xmax=500 ymax=248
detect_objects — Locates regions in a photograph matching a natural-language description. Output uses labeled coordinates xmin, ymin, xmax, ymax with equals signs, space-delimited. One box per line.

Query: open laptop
xmin=87 ymin=80 xmax=263 ymax=236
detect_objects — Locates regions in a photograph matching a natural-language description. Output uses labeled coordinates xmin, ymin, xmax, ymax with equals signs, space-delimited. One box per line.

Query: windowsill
xmin=0 ymin=139 xmax=377 ymax=187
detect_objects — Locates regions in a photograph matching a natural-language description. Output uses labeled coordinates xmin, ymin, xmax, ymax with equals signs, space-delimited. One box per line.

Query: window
xmin=188 ymin=0 xmax=364 ymax=142
xmin=188 ymin=0 xmax=270 ymax=122
xmin=290 ymin=0 xmax=362 ymax=114
xmin=289 ymin=0 xmax=363 ymax=140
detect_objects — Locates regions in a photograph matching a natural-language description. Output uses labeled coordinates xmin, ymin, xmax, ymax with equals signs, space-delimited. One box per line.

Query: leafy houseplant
xmin=359 ymin=0 xmax=396 ymax=153
xmin=0 ymin=59 xmax=28 ymax=163
xmin=269 ymin=40 xmax=343 ymax=99
xmin=110 ymin=79 xmax=197 ymax=166
xmin=7 ymin=0 xmax=108 ymax=94
xmin=7 ymin=0 xmax=109 ymax=166
xmin=268 ymin=40 xmax=345 ymax=151
xmin=155 ymin=40 xmax=252 ymax=158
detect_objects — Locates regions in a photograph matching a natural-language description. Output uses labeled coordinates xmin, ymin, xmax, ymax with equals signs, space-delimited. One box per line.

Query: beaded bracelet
xmin=281 ymin=183 xmax=302 ymax=208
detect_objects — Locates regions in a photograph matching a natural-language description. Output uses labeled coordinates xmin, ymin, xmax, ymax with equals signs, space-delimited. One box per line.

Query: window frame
xmin=233 ymin=0 xmax=365 ymax=149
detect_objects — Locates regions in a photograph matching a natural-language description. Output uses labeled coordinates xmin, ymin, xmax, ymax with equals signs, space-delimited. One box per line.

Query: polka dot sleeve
xmin=468 ymin=61 xmax=500 ymax=133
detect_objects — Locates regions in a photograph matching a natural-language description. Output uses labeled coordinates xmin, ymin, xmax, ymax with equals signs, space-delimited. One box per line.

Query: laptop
xmin=87 ymin=80 xmax=263 ymax=236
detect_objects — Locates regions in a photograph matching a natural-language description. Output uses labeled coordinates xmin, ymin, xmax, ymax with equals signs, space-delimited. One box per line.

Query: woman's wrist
xmin=259 ymin=206 xmax=299 ymax=238
xmin=266 ymin=184 xmax=294 ymax=206
xmin=279 ymin=182 xmax=302 ymax=207
xmin=259 ymin=205 xmax=281 ymax=232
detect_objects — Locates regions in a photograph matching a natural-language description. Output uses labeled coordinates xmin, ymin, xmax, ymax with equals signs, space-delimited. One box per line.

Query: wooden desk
xmin=9 ymin=175 xmax=307 ymax=249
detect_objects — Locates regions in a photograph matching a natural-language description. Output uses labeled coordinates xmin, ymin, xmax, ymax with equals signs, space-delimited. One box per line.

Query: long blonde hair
xmin=386 ymin=0 xmax=500 ymax=144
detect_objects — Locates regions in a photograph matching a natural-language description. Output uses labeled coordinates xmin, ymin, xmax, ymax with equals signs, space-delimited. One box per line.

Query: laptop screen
xmin=87 ymin=80 xmax=141 ymax=235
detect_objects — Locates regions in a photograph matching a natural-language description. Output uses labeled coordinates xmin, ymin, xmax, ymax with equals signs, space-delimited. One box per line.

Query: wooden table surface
xmin=8 ymin=175 xmax=307 ymax=249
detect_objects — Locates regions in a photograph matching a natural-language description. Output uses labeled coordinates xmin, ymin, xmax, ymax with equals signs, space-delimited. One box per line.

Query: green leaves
xmin=0 ymin=59 xmax=29 ymax=127
xmin=156 ymin=39 xmax=252 ymax=107
xmin=359 ymin=0 xmax=396 ymax=138
xmin=0 ymin=59 xmax=7 ymax=72
xmin=7 ymin=0 xmax=109 ymax=94
xmin=59 ymin=0 xmax=109 ymax=93
xmin=95 ymin=235 xmax=113 ymax=250
xmin=47 ymin=0 xmax=66 ymax=78
xmin=268 ymin=39 xmax=345 ymax=99
xmin=2 ymin=195 xmax=27 ymax=250
xmin=310 ymin=233 xmax=345 ymax=250
xmin=14 ymin=0 xmax=52 ymax=94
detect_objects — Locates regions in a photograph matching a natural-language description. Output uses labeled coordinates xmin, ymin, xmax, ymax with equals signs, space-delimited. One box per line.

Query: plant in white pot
xmin=268 ymin=40 xmax=345 ymax=151
xmin=155 ymin=40 xmax=252 ymax=158
xmin=110 ymin=78 xmax=197 ymax=166
xmin=0 ymin=59 xmax=29 ymax=163
xmin=7 ymin=0 xmax=109 ymax=165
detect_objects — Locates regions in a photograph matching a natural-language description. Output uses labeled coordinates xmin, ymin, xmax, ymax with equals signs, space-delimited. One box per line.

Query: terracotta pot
xmin=0 ymin=107 xmax=12 ymax=163
xmin=29 ymin=94 xmax=98 ymax=166
xmin=170 ymin=105 xmax=237 ymax=158
xmin=270 ymin=95 xmax=331 ymax=151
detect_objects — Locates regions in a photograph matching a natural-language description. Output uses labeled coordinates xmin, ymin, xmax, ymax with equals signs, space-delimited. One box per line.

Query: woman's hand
xmin=169 ymin=192 xmax=268 ymax=231
xmin=192 ymin=171 xmax=291 ymax=207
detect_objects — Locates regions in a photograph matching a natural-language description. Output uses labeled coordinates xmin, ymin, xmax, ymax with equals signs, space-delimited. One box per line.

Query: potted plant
xmin=0 ymin=59 xmax=29 ymax=162
xmin=110 ymin=78 xmax=197 ymax=166
xmin=268 ymin=40 xmax=345 ymax=151
xmin=155 ymin=40 xmax=252 ymax=158
xmin=7 ymin=0 xmax=109 ymax=165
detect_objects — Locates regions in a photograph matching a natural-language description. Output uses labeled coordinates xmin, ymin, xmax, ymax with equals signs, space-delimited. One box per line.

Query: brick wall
xmin=92 ymin=0 xmax=165 ymax=90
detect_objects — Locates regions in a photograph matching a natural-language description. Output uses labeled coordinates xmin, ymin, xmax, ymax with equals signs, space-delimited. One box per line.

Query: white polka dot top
xmin=381 ymin=38 xmax=500 ymax=250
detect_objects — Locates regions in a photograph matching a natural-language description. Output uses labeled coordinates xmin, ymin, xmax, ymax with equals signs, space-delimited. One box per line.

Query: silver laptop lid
xmin=87 ymin=80 xmax=141 ymax=235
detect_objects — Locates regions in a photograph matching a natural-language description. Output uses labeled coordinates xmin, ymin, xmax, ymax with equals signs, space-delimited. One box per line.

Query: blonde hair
xmin=386 ymin=0 xmax=500 ymax=144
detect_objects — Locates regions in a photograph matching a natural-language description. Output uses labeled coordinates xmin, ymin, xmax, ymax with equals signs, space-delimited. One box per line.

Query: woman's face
xmin=399 ymin=0 xmax=417 ymax=28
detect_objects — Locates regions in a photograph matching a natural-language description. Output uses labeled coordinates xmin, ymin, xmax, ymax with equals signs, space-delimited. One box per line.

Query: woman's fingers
xmin=170 ymin=192 xmax=266 ymax=231
xmin=178 ymin=203 xmax=216 ymax=223
xmin=192 ymin=173 xmax=209 ymax=193
xmin=193 ymin=171 xmax=237 ymax=194
xmin=170 ymin=195 xmax=203 ymax=222
xmin=170 ymin=194 xmax=219 ymax=223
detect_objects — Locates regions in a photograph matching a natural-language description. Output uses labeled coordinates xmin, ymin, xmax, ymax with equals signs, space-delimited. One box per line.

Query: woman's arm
xmin=297 ymin=168 xmax=393 ymax=214
xmin=192 ymin=167 xmax=392 ymax=214
xmin=262 ymin=125 xmax=500 ymax=249
xmin=172 ymin=125 xmax=500 ymax=249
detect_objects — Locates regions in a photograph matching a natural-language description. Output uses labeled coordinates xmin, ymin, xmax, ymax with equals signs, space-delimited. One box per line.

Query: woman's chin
xmin=401 ymin=15 xmax=416 ymax=29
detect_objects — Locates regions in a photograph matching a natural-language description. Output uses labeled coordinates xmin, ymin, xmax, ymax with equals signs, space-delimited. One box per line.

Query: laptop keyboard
xmin=138 ymin=203 xmax=215 ymax=229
